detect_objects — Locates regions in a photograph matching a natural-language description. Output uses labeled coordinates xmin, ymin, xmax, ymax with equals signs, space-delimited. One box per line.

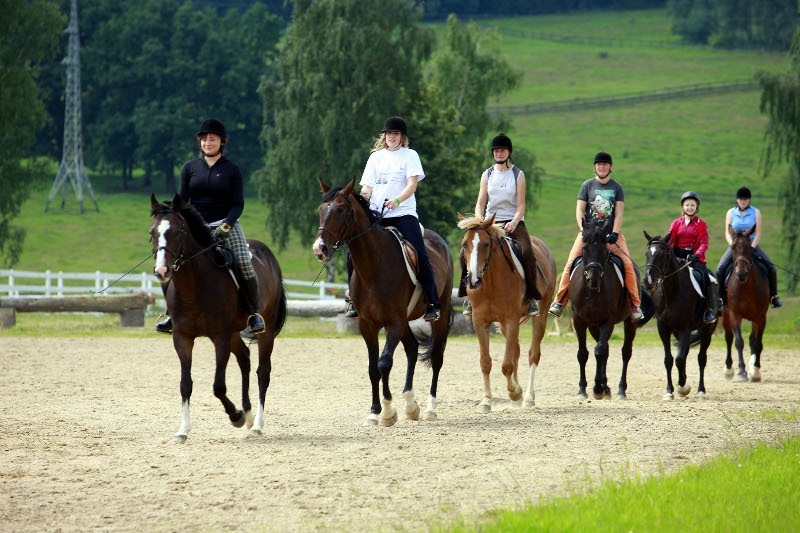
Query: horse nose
xmin=154 ymin=265 xmax=170 ymax=282
xmin=313 ymin=240 xmax=329 ymax=261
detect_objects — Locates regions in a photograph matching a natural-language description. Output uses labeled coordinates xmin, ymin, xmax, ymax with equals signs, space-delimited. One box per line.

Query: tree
xmin=758 ymin=23 xmax=800 ymax=292
xmin=0 ymin=0 xmax=65 ymax=266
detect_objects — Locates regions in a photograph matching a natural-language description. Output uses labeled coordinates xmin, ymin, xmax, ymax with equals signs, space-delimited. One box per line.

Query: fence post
xmin=46 ymin=270 xmax=52 ymax=297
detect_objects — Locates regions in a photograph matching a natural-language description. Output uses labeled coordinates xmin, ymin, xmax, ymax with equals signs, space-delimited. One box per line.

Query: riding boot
xmin=344 ymin=297 xmax=358 ymax=318
xmin=241 ymin=277 xmax=266 ymax=335
xmin=155 ymin=282 xmax=172 ymax=334
xmin=767 ymin=263 xmax=783 ymax=308
xmin=703 ymin=280 xmax=717 ymax=325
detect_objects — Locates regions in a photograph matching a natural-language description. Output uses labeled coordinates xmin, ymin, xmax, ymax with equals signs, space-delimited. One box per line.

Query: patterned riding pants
xmin=216 ymin=222 xmax=255 ymax=280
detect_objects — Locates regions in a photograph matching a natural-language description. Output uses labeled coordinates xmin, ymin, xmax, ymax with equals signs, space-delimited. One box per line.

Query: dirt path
xmin=1 ymin=335 xmax=798 ymax=531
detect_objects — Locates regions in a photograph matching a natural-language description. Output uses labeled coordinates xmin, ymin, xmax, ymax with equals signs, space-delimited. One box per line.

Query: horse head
xmin=150 ymin=193 xmax=213 ymax=283
xmin=458 ymin=213 xmax=504 ymax=289
xmin=729 ymin=225 xmax=755 ymax=282
xmin=643 ymin=230 xmax=675 ymax=290
xmin=313 ymin=178 xmax=376 ymax=262
xmin=581 ymin=220 xmax=610 ymax=292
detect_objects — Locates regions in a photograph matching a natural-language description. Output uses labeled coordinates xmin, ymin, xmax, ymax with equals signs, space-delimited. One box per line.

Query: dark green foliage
xmin=0 ymin=0 xmax=65 ymax=266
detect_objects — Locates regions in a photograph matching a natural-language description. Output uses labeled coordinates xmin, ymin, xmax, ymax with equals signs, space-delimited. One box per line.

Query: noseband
xmin=583 ymin=241 xmax=610 ymax=291
xmin=318 ymin=196 xmax=376 ymax=253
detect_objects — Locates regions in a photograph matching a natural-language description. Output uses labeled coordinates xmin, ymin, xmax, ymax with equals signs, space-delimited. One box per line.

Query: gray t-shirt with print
xmin=577 ymin=177 xmax=625 ymax=230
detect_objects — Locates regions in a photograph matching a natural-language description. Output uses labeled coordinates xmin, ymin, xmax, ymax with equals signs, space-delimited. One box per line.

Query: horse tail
xmin=637 ymin=290 xmax=655 ymax=329
xmin=272 ymin=288 xmax=288 ymax=337
xmin=416 ymin=308 xmax=453 ymax=367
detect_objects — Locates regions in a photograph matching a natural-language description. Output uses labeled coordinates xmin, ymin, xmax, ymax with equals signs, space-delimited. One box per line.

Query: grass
xmin=444 ymin=433 xmax=800 ymax=532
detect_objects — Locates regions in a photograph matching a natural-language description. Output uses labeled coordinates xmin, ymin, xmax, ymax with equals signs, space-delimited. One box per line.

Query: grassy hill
xmin=9 ymin=8 xmax=796 ymax=304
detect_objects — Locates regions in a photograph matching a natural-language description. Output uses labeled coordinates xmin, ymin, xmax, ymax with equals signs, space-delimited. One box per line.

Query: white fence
xmin=0 ymin=269 xmax=348 ymax=307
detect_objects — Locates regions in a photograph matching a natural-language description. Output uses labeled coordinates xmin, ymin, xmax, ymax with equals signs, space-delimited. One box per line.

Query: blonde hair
xmin=371 ymin=132 xmax=409 ymax=153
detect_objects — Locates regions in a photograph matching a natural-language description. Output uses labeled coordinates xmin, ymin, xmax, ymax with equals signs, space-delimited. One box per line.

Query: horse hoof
xmin=173 ymin=434 xmax=188 ymax=443
xmin=735 ymin=373 xmax=748 ymax=383
xmin=749 ymin=372 xmax=762 ymax=383
xmin=246 ymin=428 xmax=263 ymax=438
xmin=724 ymin=367 xmax=734 ymax=380
xmin=230 ymin=410 xmax=246 ymax=428
xmin=511 ymin=399 xmax=523 ymax=408
xmin=423 ymin=410 xmax=438 ymax=422
xmin=696 ymin=391 xmax=707 ymax=400
xmin=380 ymin=409 xmax=398 ymax=427
xmin=592 ymin=392 xmax=604 ymax=400
xmin=663 ymin=393 xmax=674 ymax=401
xmin=244 ymin=410 xmax=254 ymax=429
xmin=678 ymin=385 xmax=691 ymax=397
xmin=523 ymin=400 xmax=535 ymax=409
xmin=509 ymin=386 xmax=523 ymax=403
xmin=477 ymin=402 xmax=491 ymax=414
xmin=576 ymin=392 xmax=588 ymax=400
xmin=363 ymin=414 xmax=379 ymax=426
xmin=615 ymin=393 xmax=627 ymax=401
xmin=405 ymin=403 xmax=420 ymax=421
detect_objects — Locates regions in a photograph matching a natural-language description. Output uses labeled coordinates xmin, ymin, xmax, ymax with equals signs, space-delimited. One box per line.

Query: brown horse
xmin=723 ymin=226 xmax=770 ymax=382
xmin=457 ymin=214 xmax=556 ymax=412
xmin=150 ymin=194 xmax=286 ymax=441
xmin=644 ymin=231 xmax=715 ymax=399
xmin=313 ymin=179 xmax=453 ymax=426
xmin=569 ymin=219 xmax=649 ymax=400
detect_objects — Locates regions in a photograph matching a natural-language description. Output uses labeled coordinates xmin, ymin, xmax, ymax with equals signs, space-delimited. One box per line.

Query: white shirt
xmin=360 ymin=147 xmax=424 ymax=219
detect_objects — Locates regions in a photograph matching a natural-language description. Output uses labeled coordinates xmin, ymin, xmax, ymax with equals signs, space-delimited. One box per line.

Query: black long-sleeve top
xmin=178 ymin=156 xmax=244 ymax=225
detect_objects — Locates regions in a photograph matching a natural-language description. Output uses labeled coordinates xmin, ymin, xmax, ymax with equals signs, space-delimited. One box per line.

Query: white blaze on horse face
xmin=312 ymin=236 xmax=325 ymax=259
xmin=468 ymin=232 xmax=481 ymax=285
xmin=154 ymin=219 xmax=170 ymax=277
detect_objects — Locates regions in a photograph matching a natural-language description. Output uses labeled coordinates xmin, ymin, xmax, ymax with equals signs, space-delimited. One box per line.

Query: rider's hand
xmin=687 ymin=253 xmax=698 ymax=263
xmin=213 ymin=222 xmax=232 ymax=240
xmin=605 ymin=232 xmax=619 ymax=244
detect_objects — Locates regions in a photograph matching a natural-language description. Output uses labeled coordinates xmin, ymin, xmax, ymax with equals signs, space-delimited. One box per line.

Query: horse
xmin=457 ymin=213 xmax=556 ymax=412
xmin=150 ymin=194 xmax=287 ymax=441
xmin=722 ymin=226 xmax=770 ymax=382
xmin=644 ymin=231 xmax=715 ymax=399
xmin=313 ymin=179 xmax=453 ymax=426
xmin=568 ymin=220 xmax=650 ymax=400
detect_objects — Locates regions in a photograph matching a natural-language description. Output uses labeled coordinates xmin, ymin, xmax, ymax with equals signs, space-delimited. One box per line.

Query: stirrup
xmin=423 ymin=304 xmax=440 ymax=322
xmin=630 ymin=305 xmax=643 ymax=321
xmin=771 ymin=295 xmax=783 ymax=308
xmin=246 ymin=313 xmax=265 ymax=334
xmin=344 ymin=300 xmax=358 ymax=318
xmin=155 ymin=315 xmax=172 ymax=334
xmin=462 ymin=300 xmax=472 ymax=316
xmin=527 ymin=299 xmax=540 ymax=317
xmin=703 ymin=309 xmax=717 ymax=324
xmin=548 ymin=302 xmax=563 ymax=318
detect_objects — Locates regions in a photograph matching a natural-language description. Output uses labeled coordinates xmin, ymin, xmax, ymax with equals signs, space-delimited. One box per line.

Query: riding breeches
xmin=381 ymin=215 xmax=439 ymax=306
xmin=716 ymin=245 xmax=778 ymax=297
xmin=219 ymin=222 xmax=256 ymax=280
xmin=554 ymin=231 xmax=641 ymax=307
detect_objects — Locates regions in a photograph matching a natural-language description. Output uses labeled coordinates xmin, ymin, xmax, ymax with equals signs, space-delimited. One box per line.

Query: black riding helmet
xmin=594 ymin=151 xmax=612 ymax=164
xmin=680 ymin=191 xmax=701 ymax=205
xmin=736 ymin=186 xmax=752 ymax=199
xmin=490 ymin=133 xmax=513 ymax=153
xmin=197 ymin=118 xmax=227 ymax=141
xmin=382 ymin=116 xmax=407 ymax=135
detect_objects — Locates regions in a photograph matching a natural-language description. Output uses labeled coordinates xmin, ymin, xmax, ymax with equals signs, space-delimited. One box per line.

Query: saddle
xmin=384 ymin=226 xmax=424 ymax=316
xmin=688 ymin=266 xmax=718 ymax=298
xmin=569 ymin=254 xmax=625 ymax=286
xmin=721 ymin=256 xmax=769 ymax=286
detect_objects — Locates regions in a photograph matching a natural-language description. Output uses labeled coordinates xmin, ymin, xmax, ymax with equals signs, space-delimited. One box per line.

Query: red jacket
xmin=667 ymin=216 xmax=709 ymax=263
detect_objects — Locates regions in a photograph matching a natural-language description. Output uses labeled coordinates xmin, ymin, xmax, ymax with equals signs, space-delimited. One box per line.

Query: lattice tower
xmin=46 ymin=0 xmax=98 ymax=213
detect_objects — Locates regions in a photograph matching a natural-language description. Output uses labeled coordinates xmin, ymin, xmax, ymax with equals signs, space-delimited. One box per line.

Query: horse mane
xmin=151 ymin=199 xmax=214 ymax=247
xmin=457 ymin=215 xmax=506 ymax=239
xmin=322 ymin=184 xmax=379 ymax=224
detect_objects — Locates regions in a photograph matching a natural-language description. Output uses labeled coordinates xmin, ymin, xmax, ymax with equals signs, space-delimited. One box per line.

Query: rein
xmin=646 ymin=240 xmax=691 ymax=288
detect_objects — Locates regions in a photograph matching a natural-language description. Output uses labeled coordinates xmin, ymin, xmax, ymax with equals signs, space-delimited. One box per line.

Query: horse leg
xmin=210 ymin=334 xmax=246 ymax=428
xmin=399 ymin=326 xmax=420 ymax=421
xmin=696 ymin=328 xmax=712 ymax=398
xmin=675 ymin=329 xmax=692 ymax=398
xmin=616 ymin=318 xmax=635 ymax=400
xmin=748 ymin=320 xmax=765 ymax=382
xmin=723 ymin=312 xmax=735 ymax=379
xmin=230 ymin=334 xmax=253 ymax=430
xmin=658 ymin=322 xmax=675 ymax=400
xmin=250 ymin=332 xmax=275 ymax=437
xmin=592 ymin=324 xmax=612 ymax=400
xmin=359 ymin=321 xmax=382 ymax=426
xmin=172 ymin=334 xmax=194 ymax=442
xmin=523 ymin=313 xmax=547 ymax=408
xmin=421 ymin=313 xmax=448 ymax=422
xmin=574 ymin=321 xmax=590 ymax=399
xmin=732 ymin=318 xmax=748 ymax=382
xmin=501 ymin=320 xmax=523 ymax=405
xmin=377 ymin=324 xmax=404 ymax=427
xmin=475 ymin=320 xmax=494 ymax=413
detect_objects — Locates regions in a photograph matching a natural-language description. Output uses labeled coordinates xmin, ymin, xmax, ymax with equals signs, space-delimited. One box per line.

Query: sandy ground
xmin=1 ymin=333 xmax=799 ymax=532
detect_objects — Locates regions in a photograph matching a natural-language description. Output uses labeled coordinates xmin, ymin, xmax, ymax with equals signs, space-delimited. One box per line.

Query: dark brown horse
xmin=723 ymin=226 xmax=770 ymax=382
xmin=457 ymin=213 xmax=556 ymax=412
xmin=644 ymin=231 xmax=715 ymax=399
xmin=150 ymin=194 xmax=286 ymax=441
xmin=569 ymin=219 xmax=648 ymax=400
xmin=313 ymin=179 xmax=453 ymax=426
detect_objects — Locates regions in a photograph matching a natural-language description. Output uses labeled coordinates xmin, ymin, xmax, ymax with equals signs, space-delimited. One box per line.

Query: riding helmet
xmin=594 ymin=151 xmax=613 ymax=165
xmin=736 ymin=186 xmax=752 ymax=199
xmin=490 ymin=133 xmax=513 ymax=153
xmin=382 ymin=116 xmax=407 ymax=135
xmin=680 ymin=191 xmax=701 ymax=205
xmin=196 ymin=118 xmax=227 ymax=141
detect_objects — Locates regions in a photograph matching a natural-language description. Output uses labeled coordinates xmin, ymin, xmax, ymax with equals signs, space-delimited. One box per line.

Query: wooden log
xmin=0 ymin=292 xmax=153 ymax=328
xmin=287 ymin=300 xmax=346 ymax=317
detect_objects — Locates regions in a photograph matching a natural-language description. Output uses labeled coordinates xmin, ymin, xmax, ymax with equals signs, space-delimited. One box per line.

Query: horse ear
xmin=643 ymin=230 xmax=651 ymax=241
xmin=342 ymin=178 xmax=355 ymax=195
xmin=457 ymin=212 xmax=465 ymax=221
xmin=150 ymin=193 xmax=159 ymax=210
xmin=664 ymin=231 xmax=671 ymax=243
xmin=172 ymin=193 xmax=183 ymax=210
xmin=727 ymin=224 xmax=735 ymax=237
xmin=745 ymin=225 xmax=756 ymax=237
xmin=483 ymin=213 xmax=496 ymax=227
xmin=319 ymin=179 xmax=331 ymax=193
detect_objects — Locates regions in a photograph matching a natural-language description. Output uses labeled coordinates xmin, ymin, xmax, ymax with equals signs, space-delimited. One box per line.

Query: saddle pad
xmin=384 ymin=226 xmax=423 ymax=317
xmin=688 ymin=267 xmax=717 ymax=297
xmin=570 ymin=255 xmax=624 ymax=286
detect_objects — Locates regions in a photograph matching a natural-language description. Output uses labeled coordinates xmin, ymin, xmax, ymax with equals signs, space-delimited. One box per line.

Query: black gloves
xmin=687 ymin=253 xmax=698 ymax=263
xmin=605 ymin=232 xmax=619 ymax=244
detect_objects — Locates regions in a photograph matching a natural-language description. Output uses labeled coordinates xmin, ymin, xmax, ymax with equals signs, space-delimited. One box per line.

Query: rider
xmin=155 ymin=118 xmax=266 ymax=336
xmin=548 ymin=151 xmax=643 ymax=321
xmin=666 ymin=191 xmax=717 ymax=324
xmin=344 ymin=116 xmax=440 ymax=322
xmin=459 ymin=133 xmax=541 ymax=317
xmin=716 ymin=186 xmax=783 ymax=308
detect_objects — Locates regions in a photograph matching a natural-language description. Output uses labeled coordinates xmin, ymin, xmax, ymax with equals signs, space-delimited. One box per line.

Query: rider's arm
xmin=360 ymin=185 xmax=372 ymax=200
xmin=575 ymin=199 xmax=587 ymax=230
xmin=724 ymin=209 xmax=733 ymax=246
xmin=752 ymin=208 xmax=762 ymax=248
xmin=612 ymin=201 xmax=624 ymax=234
xmin=475 ymin=171 xmax=489 ymax=219
xmin=385 ymin=176 xmax=419 ymax=210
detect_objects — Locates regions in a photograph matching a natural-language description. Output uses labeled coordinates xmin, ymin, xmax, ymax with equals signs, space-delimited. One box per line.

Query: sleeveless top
xmin=485 ymin=165 xmax=521 ymax=222
xmin=729 ymin=205 xmax=757 ymax=241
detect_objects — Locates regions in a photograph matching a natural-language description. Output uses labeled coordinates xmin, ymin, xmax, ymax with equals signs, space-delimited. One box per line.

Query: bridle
xmin=733 ymin=241 xmax=753 ymax=279
xmin=582 ymin=235 xmax=611 ymax=292
xmin=645 ymin=239 xmax=690 ymax=288
xmin=153 ymin=209 xmax=218 ymax=272
xmin=464 ymin=227 xmax=495 ymax=286
xmin=317 ymin=195 xmax=378 ymax=253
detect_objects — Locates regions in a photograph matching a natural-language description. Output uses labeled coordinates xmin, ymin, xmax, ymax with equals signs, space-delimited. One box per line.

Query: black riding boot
xmin=703 ymin=280 xmax=717 ymax=325
xmin=155 ymin=282 xmax=172 ymax=334
xmin=767 ymin=264 xmax=783 ymax=308
xmin=344 ymin=297 xmax=358 ymax=318
xmin=242 ymin=277 xmax=266 ymax=335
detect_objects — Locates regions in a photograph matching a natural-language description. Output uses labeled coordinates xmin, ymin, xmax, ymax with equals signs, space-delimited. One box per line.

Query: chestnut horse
xmin=150 ymin=194 xmax=286 ymax=441
xmin=569 ymin=219 xmax=650 ymax=400
xmin=457 ymin=214 xmax=556 ymax=412
xmin=644 ymin=231 xmax=715 ymax=399
xmin=313 ymin=179 xmax=454 ymax=426
xmin=723 ymin=226 xmax=770 ymax=382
